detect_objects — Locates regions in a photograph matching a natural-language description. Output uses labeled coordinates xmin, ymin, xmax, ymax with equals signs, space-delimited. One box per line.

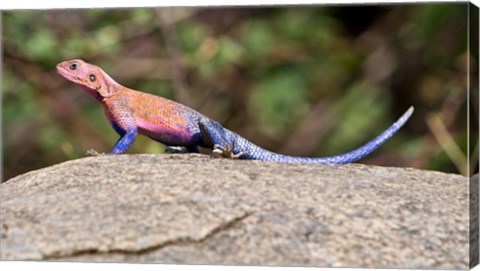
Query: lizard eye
xmin=89 ymin=74 xmax=96 ymax=82
xmin=70 ymin=62 xmax=78 ymax=70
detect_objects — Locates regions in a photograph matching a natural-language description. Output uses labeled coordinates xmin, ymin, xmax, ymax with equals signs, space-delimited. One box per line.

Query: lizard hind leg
xmin=198 ymin=117 xmax=248 ymax=159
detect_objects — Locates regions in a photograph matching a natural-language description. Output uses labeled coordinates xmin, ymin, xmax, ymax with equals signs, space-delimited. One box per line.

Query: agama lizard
xmin=56 ymin=59 xmax=413 ymax=164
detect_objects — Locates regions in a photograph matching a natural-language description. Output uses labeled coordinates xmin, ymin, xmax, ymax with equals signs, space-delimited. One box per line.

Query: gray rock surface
xmin=0 ymin=154 xmax=470 ymax=268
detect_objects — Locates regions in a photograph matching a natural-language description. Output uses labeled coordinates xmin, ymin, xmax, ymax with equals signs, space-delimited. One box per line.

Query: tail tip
xmin=397 ymin=105 xmax=414 ymax=126
xmin=407 ymin=105 xmax=414 ymax=113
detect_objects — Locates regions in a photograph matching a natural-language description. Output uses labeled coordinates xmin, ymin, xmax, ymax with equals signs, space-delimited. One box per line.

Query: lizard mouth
xmin=56 ymin=64 xmax=91 ymax=89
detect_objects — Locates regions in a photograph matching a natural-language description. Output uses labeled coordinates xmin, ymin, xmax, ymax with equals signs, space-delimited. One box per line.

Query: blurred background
xmin=2 ymin=3 xmax=478 ymax=181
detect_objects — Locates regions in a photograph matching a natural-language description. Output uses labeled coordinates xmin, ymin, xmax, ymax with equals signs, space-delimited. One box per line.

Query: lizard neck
xmin=80 ymin=85 xmax=104 ymax=102
xmin=100 ymin=83 xmax=124 ymax=104
xmin=88 ymin=69 xmax=124 ymax=103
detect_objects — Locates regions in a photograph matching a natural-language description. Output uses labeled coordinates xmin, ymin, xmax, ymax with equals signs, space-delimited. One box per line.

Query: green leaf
xmin=249 ymin=67 xmax=309 ymax=137
xmin=243 ymin=20 xmax=274 ymax=57
xmin=25 ymin=29 xmax=56 ymax=62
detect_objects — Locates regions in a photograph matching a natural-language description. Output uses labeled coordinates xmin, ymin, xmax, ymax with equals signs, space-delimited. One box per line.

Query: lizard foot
xmin=210 ymin=145 xmax=224 ymax=159
xmin=86 ymin=149 xmax=104 ymax=156
xmin=211 ymin=140 xmax=248 ymax=159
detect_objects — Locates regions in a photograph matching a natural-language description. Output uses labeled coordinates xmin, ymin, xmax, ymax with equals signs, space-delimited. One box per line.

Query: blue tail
xmin=199 ymin=106 xmax=414 ymax=165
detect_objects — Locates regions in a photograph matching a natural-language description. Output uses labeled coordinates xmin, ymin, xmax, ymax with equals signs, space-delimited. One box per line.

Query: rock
xmin=0 ymin=154 xmax=470 ymax=268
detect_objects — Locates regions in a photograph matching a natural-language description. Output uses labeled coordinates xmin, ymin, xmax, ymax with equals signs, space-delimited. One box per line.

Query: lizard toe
xmin=86 ymin=149 xmax=104 ymax=156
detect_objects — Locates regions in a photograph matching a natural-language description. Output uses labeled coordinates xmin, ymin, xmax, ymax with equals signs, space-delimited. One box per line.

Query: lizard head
xmin=56 ymin=59 xmax=116 ymax=101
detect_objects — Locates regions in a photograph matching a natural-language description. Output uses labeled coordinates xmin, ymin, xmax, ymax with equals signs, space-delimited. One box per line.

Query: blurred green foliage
xmin=2 ymin=4 xmax=477 ymax=181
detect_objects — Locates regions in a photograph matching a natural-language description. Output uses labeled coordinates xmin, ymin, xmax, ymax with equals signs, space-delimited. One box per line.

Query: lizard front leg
xmin=88 ymin=98 xmax=138 ymax=156
xmin=110 ymin=128 xmax=138 ymax=154
xmin=87 ymin=128 xmax=137 ymax=156
xmin=198 ymin=117 xmax=248 ymax=159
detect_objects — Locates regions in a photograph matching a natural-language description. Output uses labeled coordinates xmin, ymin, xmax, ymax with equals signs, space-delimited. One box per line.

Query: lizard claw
xmin=229 ymin=139 xmax=248 ymax=159
xmin=86 ymin=149 xmax=104 ymax=156
xmin=231 ymin=150 xmax=249 ymax=159
xmin=211 ymin=141 xmax=248 ymax=159
xmin=211 ymin=144 xmax=225 ymax=159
